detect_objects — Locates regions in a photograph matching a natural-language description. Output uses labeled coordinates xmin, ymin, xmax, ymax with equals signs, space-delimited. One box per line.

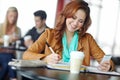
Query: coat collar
xmin=54 ymin=33 xmax=83 ymax=52
xmin=77 ymin=38 xmax=83 ymax=51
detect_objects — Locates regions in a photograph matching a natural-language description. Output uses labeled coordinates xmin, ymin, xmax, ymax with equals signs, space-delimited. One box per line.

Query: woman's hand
xmin=98 ymin=61 xmax=111 ymax=72
xmin=9 ymin=34 xmax=19 ymax=43
xmin=0 ymin=38 xmax=4 ymax=43
xmin=43 ymin=53 xmax=61 ymax=64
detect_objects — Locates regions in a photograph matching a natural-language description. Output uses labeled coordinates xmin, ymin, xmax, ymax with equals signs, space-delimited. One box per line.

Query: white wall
xmin=86 ymin=0 xmax=120 ymax=56
xmin=0 ymin=0 xmax=58 ymax=36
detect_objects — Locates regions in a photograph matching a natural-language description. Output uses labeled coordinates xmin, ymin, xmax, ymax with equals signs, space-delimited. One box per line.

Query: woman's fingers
xmin=46 ymin=53 xmax=61 ymax=64
xmin=98 ymin=61 xmax=110 ymax=71
xmin=52 ymin=54 xmax=61 ymax=61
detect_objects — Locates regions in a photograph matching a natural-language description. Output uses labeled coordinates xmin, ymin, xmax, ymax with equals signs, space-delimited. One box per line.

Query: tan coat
xmin=23 ymin=29 xmax=114 ymax=70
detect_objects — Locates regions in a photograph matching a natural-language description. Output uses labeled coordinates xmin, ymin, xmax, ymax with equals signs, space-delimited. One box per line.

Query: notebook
xmin=8 ymin=59 xmax=120 ymax=76
xmin=8 ymin=59 xmax=47 ymax=67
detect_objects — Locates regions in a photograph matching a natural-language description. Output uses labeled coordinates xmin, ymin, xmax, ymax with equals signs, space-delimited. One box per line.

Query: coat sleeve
xmin=87 ymin=33 xmax=114 ymax=71
xmin=22 ymin=29 xmax=48 ymax=60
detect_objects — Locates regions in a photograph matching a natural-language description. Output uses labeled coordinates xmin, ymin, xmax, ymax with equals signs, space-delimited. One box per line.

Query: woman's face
xmin=7 ymin=11 xmax=17 ymax=25
xmin=66 ymin=9 xmax=86 ymax=33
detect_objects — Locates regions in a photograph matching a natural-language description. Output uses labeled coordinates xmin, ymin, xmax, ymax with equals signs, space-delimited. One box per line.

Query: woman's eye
xmin=79 ymin=20 xmax=84 ymax=23
xmin=72 ymin=16 xmax=76 ymax=19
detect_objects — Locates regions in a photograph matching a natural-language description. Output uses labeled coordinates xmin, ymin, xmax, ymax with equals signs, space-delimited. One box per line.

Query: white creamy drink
xmin=3 ymin=35 xmax=10 ymax=47
xmin=70 ymin=51 xmax=84 ymax=73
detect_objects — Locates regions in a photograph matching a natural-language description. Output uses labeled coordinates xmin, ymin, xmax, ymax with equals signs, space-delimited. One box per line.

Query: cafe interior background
xmin=0 ymin=0 xmax=120 ymax=66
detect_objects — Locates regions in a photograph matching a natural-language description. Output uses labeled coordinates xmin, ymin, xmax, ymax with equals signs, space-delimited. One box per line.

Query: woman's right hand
xmin=43 ymin=53 xmax=61 ymax=64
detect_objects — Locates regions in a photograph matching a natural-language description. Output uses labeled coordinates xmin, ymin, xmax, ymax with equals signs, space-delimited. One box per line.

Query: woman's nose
xmin=73 ymin=20 xmax=78 ymax=26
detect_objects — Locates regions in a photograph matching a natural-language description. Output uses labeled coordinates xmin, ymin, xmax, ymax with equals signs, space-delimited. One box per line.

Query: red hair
xmin=54 ymin=0 xmax=91 ymax=41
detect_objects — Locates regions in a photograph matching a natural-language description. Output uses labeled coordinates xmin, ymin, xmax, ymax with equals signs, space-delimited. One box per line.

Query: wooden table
xmin=16 ymin=67 xmax=120 ymax=80
xmin=0 ymin=46 xmax=26 ymax=52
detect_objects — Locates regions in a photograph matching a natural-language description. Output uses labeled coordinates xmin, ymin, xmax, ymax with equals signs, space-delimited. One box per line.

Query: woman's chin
xmin=66 ymin=28 xmax=76 ymax=33
xmin=68 ymin=30 xmax=75 ymax=33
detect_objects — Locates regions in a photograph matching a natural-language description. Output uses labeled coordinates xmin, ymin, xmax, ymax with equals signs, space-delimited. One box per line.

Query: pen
xmin=46 ymin=42 xmax=55 ymax=54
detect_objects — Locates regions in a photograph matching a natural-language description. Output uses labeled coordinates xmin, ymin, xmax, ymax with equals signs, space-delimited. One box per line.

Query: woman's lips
xmin=71 ymin=24 xmax=77 ymax=29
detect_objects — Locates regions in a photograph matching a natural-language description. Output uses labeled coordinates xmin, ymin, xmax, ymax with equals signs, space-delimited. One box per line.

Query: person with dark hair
xmin=23 ymin=1 xmax=114 ymax=71
xmin=34 ymin=10 xmax=47 ymax=20
xmin=21 ymin=10 xmax=49 ymax=48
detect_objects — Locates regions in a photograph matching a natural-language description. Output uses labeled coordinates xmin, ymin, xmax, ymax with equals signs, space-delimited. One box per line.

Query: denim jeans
xmin=0 ymin=53 xmax=16 ymax=79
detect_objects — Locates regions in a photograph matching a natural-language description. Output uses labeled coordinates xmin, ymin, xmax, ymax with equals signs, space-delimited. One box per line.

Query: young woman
xmin=0 ymin=7 xmax=21 ymax=80
xmin=23 ymin=1 xmax=114 ymax=72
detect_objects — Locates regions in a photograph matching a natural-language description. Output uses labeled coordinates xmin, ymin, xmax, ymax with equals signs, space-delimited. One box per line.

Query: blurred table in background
xmin=0 ymin=46 xmax=26 ymax=59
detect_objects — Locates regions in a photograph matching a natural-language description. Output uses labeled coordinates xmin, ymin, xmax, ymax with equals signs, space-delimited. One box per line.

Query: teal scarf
xmin=62 ymin=31 xmax=79 ymax=62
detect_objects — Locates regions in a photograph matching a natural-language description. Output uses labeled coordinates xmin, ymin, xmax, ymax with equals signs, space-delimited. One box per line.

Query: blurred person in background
xmin=21 ymin=10 xmax=49 ymax=48
xmin=0 ymin=7 xmax=21 ymax=80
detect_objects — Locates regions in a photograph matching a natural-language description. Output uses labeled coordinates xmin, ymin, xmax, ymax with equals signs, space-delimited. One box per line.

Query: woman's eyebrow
xmin=75 ymin=15 xmax=85 ymax=20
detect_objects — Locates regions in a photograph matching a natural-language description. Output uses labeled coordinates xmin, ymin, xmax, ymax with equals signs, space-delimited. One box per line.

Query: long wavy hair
xmin=54 ymin=0 xmax=91 ymax=41
xmin=2 ymin=7 xmax=18 ymax=34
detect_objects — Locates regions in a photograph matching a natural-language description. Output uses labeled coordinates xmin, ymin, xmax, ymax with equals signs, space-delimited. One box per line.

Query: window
xmin=86 ymin=0 xmax=120 ymax=56
xmin=0 ymin=0 xmax=58 ymax=36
